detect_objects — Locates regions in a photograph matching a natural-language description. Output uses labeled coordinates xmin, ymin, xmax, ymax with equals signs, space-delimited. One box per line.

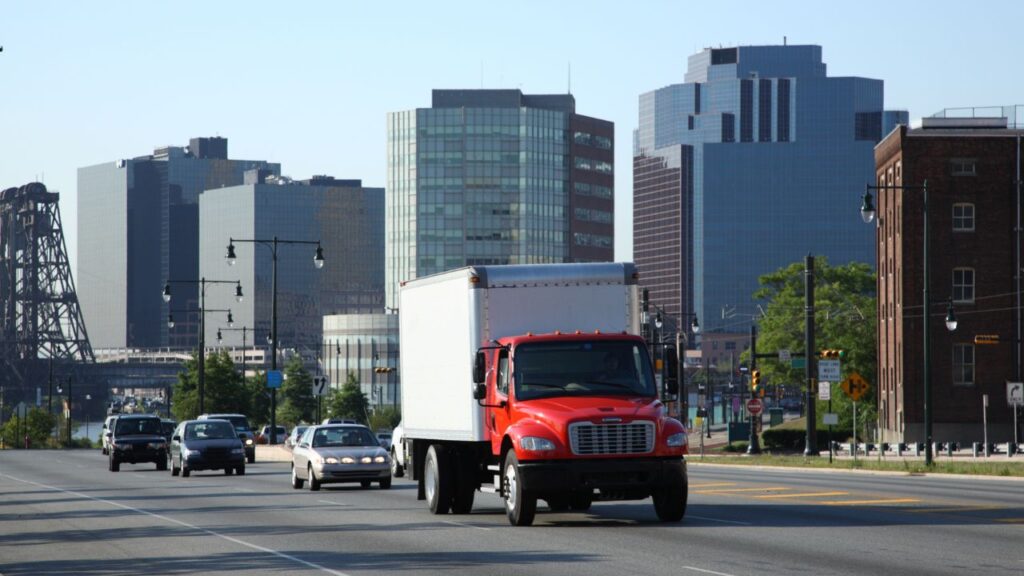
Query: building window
xmin=952 ymin=203 xmax=975 ymax=232
xmin=952 ymin=344 xmax=975 ymax=387
xmin=953 ymin=268 xmax=975 ymax=303
xmin=950 ymin=159 xmax=976 ymax=176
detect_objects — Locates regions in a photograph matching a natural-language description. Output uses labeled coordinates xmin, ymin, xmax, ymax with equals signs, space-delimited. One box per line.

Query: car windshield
xmin=212 ymin=416 xmax=250 ymax=432
xmin=292 ymin=427 xmax=308 ymax=437
xmin=513 ymin=340 xmax=656 ymax=401
xmin=185 ymin=421 xmax=237 ymax=440
xmin=161 ymin=422 xmax=176 ymax=435
xmin=114 ymin=418 xmax=162 ymax=435
xmin=312 ymin=427 xmax=378 ymax=448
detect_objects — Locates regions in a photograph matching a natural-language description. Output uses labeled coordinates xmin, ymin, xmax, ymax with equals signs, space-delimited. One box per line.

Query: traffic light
xmin=374 ymin=367 xmax=395 ymax=374
xmin=819 ymin=349 xmax=845 ymax=359
xmin=751 ymin=369 xmax=761 ymax=394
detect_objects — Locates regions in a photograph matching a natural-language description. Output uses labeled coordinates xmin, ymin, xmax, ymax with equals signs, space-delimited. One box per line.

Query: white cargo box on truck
xmin=399 ymin=263 xmax=640 ymax=444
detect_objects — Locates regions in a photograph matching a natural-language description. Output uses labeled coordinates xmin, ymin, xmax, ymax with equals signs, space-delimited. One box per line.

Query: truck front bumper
xmin=517 ymin=457 xmax=686 ymax=494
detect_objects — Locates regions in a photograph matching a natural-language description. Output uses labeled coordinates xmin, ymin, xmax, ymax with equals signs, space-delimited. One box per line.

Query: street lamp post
xmin=647 ymin=304 xmax=699 ymax=427
xmin=218 ymin=325 xmax=251 ymax=382
xmin=862 ymin=181 xmax=956 ymax=466
xmin=227 ymin=236 xmax=323 ymax=444
xmin=164 ymin=277 xmax=241 ymax=416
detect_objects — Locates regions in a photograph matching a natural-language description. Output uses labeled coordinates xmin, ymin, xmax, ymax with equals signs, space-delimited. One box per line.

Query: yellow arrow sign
xmin=841 ymin=372 xmax=870 ymax=401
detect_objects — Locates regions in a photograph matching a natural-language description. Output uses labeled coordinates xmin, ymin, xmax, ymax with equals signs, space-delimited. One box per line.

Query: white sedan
xmin=291 ymin=424 xmax=391 ymax=491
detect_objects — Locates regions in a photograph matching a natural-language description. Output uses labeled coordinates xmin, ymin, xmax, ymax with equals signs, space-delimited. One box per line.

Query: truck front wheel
xmin=503 ymin=451 xmax=536 ymax=526
xmin=425 ymin=444 xmax=452 ymax=515
xmin=652 ymin=478 xmax=688 ymax=522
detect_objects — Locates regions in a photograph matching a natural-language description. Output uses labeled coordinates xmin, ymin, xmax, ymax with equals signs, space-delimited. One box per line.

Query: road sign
xmin=823 ymin=413 xmax=839 ymax=426
xmin=312 ymin=376 xmax=329 ymax=397
xmin=778 ymin=349 xmax=791 ymax=362
xmin=975 ymin=334 xmax=1000 ymax=345
xmin=818 ymin=383 xmax=831 ymax=401
xmin=746 ymin=398 xmax=764 ymax=416
xmin=266 ymin=370 xmax=283 ymax=389
xmin=1009 ymin=382 xmax=1024 ymax=406
xmin=790 ymin=357 xmax=806 ymax=369
xmin=841 ymin=372 xmax=870 ymax=401
xmin=818 ymin=359 xmax=840 ymax=382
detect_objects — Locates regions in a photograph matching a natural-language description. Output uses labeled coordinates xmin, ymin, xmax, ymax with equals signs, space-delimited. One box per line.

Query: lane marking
xmin=686 ymin=515 xmax=753 ymax=526
xmin=907 ymin=505 xmax=1003 ymax=514
xmin=689 ymin=482 xmax=737 ymax=488
xmin=823 ymin=498 xmax=919 ymax=506
xmin=996 ymin=518 xmax=1024 ymax=524
xmin=695 ymin=487 xmax=790 ymax=494
xmin=683 ymin=566 xmax=740 ymax=576
xmin=233 ymin=487 xmax=255 ymax=493
xmin=442 ymin=520 xmax=492 ymax=531
xmin=756 ymin=491 xmax=848 ymax=500
xmin=0 ymin=472 xmax=353 ymax=576
xmin=317 ymin=500 xmax=352 ymax=507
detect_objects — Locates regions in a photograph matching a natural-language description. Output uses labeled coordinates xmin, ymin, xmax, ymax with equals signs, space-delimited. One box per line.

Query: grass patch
xmin=690 ymin=453 xmax=1024 ymax=477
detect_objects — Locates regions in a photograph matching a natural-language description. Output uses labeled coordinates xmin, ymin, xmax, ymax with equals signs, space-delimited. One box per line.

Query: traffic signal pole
xmin=747 ymin=325 xmax=761 ymax=454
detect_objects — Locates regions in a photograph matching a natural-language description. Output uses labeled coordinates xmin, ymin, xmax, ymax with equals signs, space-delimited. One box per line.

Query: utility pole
xmin=804 ymin=254 xmax=819 ymax=456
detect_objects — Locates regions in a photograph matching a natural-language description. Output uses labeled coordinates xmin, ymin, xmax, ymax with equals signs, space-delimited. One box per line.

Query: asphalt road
xmin=1 ymin=450 xmax=1023 ymax=576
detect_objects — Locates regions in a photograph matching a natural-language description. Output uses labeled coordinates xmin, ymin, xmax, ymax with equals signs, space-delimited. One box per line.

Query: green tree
xmin=245 ymin=371 xmax=271 ymax=428
xmin=171 ymin=351 xmax=249 ymax=421
xmin=1 ymin=407 xmax=57 ymax=448
xmin=750 ymin=257 xmax=877 ymax=435
xmin=277 ymin=355 xmax=316 ymax=427
xmin=368 ymin=405 xmax=401 ymax=432
xmin=327 ymin=372 xmax=369 ymax=424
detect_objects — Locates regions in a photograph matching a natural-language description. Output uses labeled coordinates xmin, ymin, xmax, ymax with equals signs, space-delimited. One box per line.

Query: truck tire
xmin=450 ymin=455 xmax=476 ymax=514
xmin=503 ymin=451 xmax=536 ymax=526
xmin=570 ymin=492 xmax=593 ymax=512
xmin=545 ymin=496 xmax=570 ymax=512
xmin=653 ymin=478 xmax=688 ymax=522
xmin=391 ymin=448 xmax=404 ymax=477
xmin=425 ymin=444 xmax=452 ymax=514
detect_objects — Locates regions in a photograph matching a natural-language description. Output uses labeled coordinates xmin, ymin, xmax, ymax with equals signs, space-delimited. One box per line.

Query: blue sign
xmin=266 ymin=370 xmax=283 ymax=389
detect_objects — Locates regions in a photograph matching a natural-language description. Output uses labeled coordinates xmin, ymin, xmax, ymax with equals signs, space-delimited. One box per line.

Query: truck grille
xmin=568 ymin=421 xmax=655 ymax=456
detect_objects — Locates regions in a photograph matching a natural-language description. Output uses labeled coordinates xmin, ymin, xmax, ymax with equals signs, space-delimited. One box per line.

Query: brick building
xmin=875 ymin=109 xmax=1024 ymax=444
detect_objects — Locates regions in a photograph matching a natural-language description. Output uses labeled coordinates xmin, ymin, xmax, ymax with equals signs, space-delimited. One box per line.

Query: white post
xmin=852 ymin=400 xmax=858 ymax=463
xmin=983 ymin=394 xmax=989 ymax=457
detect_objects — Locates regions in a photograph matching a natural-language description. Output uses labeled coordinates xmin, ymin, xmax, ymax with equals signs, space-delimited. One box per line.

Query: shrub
xmin=762 ymin=428 xmax=831 ymax=451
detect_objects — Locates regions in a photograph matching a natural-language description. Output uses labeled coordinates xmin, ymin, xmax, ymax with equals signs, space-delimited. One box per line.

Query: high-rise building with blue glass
xmin=78 ymin=138 xmax=279 ymax=349
xmin=634 ymin=45 xmax=907 ymax=334
xmin=199 ymin=173 xmax=385 ymax=355
xmin=386 ymin=89 xmax=614 ymax=308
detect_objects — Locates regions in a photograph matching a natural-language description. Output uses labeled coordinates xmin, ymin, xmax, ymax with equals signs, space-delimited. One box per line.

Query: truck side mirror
xmin=473 ymin=350 xmax=486 ymax=384
xmin=473 ymin=383 xmax=486 ymax=400
xmin=664 ymin=347 xmax=679 ymax=395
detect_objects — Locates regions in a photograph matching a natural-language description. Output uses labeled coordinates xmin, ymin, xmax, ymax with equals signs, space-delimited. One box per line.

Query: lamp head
xmin=162 ymin=284 xmax=171 ymax=303
xmin=945 ymin=299 xmax=958 ymax=332
xmin=226 ymin=242 xmax=237 ymax=266
xmin=235 ymin=282 xmax=243 ymax=303
xmin=860 ymin=190 xmax=876 ymax=224
xmin=314 ymin=244 xmax=325 ymax=270
xmin=167 ymin=313 xmax=175 ymax=329
xmin=690 ymin=316 xmax=700 ymax=334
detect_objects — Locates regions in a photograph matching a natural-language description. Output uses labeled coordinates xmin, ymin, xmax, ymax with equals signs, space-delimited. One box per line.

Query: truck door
xmin=489 ymin=348 xmax=512 ymax=455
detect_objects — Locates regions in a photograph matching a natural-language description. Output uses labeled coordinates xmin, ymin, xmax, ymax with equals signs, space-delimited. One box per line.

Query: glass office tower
xmin=386 ymin=89 xmax=614 ymax=308
xmin=634 ymin=45 xmax=902 ymax=333
xmin=78 ymin=138 xmax=279 ymax=349
xmin=199 ymin=173 xmax=384 ymax=355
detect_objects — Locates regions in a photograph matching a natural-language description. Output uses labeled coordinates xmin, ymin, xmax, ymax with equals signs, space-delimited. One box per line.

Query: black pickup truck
xmin=106 ymin=415 xmax=168 ymax=472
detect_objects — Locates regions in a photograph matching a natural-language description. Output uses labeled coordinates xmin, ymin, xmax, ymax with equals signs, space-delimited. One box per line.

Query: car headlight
xmin=520 ymin=436 xmax=556 ymax=451
xmin=231 ymin=448 xmax=244 ymax=455
xmin=340 ymin=456 xmax=355 ymax=464
xmin=324 ymin=456 xmax=339 ymax=464
xmin=360 ymin=456 xmax=372 ymax=464
xmin=667 ymin=432 xmax=688 ymax=447
xmin=114 ymin=442 xmax=130 ymax=449
xmin=245 ymin=438 xmax=254 ymax=446
xmin=374 ymin=455 xmax=386 ymax=463
xmin=186 ymin=449 xmax=202 ymax=458
xmin=147 ymin=442 xmax=165 ymax=450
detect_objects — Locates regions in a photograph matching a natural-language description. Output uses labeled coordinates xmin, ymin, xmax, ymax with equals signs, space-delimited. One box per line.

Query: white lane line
xmin=233 ymin=487 xmax=255 ymax=493
xmin=317 ymin=500 xmax=351 ymax=507
xmin=686 ymin=515 xmax=753 ymax=526
xmin=684 ymin=566 xmax=740 ymax=576
xmin=442 ymin=520 xmax=492 ymax=531
xmin=0 ymin=472 xmax=353 ymax=576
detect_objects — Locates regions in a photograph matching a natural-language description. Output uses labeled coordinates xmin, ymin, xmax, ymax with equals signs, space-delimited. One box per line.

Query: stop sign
xmin=746 ymin=398 xmax=764 ymax=416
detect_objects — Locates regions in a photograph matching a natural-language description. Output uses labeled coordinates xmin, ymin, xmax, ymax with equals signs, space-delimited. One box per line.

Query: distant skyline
xmin=2 ymin=1 xmax=1022 ymax=283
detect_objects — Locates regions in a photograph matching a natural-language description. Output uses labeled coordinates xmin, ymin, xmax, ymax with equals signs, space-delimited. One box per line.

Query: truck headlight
xmin=520 ymin=436 xmax=556 ymax=451
xmin=667 ymin=432 xmax=688 ymax=447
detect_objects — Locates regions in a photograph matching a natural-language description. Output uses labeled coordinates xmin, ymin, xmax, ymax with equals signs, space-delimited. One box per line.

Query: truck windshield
xmin=513 ymin=340 xmax=655 ymax=401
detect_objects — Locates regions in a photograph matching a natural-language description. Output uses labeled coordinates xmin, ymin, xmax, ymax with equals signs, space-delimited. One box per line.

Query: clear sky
xmin=2 ymin=1 xmax=1021 ymax=283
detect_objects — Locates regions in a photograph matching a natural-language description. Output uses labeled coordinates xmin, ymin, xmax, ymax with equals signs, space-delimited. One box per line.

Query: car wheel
xmin=379 ymin=476 xmax=392 ymax=489
xmin=291 ymin=464 xmax=304 ymax=489
xmin=308 ymin=465 xmax=321 ymax=491
xmin=171 ymin=456 xmax=180 ymax=477
xmin=109 ymin=453 xmax=120 ymax=472
xmin=247 ymin=452 xmax=255 ymax=464
xmin=157 ymin=456 xmax=167 ymax=471
xmin=224 ymin=467 xmax=233 ymax=476
xmin=182 ymin=464 xmax=190 ymax=478
xmin=652 ymin=477 xmax=688 ymax=522
xmin=236 ymin=465 xmax=245 ymax=476
xmin=503 ymin=451 xmax=536 ymax=526
xmin=361 ymin=480 xmax=372 ymax=489
xmin=424 ymin=444 xmax=452 ymax=515
xmin=390 ymin=448 xmax=404 ymax=477
xmin=101 ymin=446 xmax=107 ymax=455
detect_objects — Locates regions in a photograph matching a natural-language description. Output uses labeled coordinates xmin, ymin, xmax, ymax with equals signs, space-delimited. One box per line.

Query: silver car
xmin=290 ymin=424 xmax=391 ymax=491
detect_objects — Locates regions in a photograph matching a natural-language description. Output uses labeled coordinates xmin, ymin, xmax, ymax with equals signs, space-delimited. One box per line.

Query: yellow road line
xmin=696 ymin=487 xmax=791 ymax=494
xmin=995 ymin=518 xmax=1024 ymax=524
xmin=823 ymin=498 xmax=920 ymax=506
xmin=756 ymin=491 xmax=848 ymax=500
xmin=690 ymin=483 xmax=738 ymax=488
